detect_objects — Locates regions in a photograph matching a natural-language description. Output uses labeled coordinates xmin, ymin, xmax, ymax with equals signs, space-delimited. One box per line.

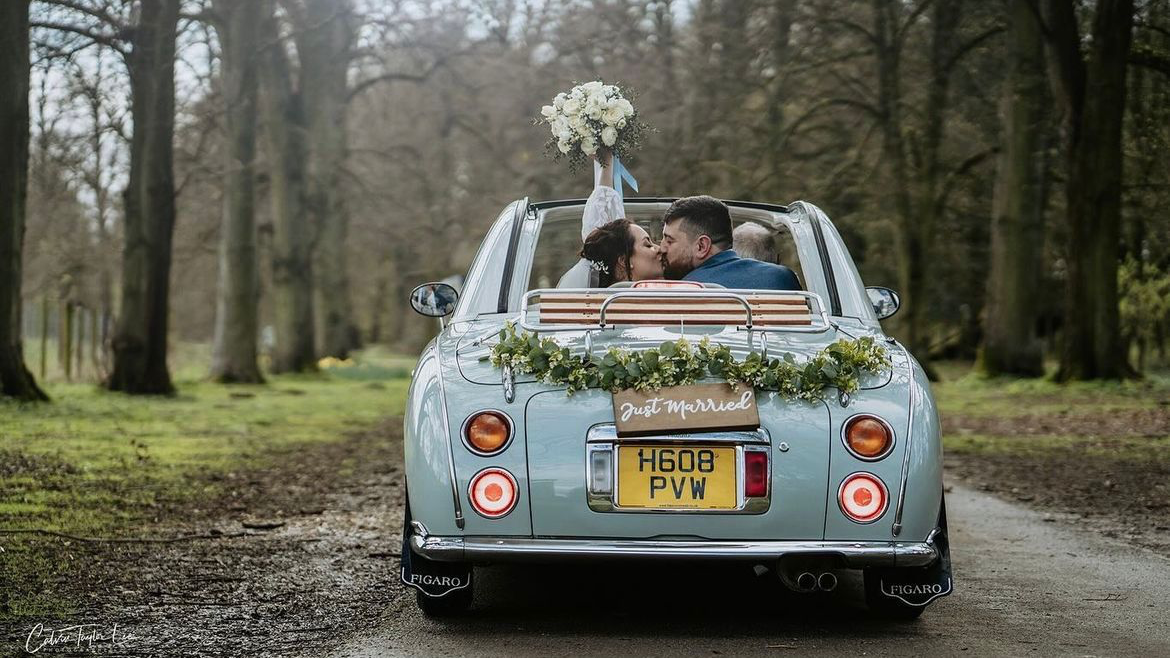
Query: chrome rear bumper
xmin=410 ymin=530 xmax=940 ymax=568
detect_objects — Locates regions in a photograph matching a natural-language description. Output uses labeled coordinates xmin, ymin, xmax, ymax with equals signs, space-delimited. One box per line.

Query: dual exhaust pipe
xmin=793 ymin=571 xmax=837 ymax=593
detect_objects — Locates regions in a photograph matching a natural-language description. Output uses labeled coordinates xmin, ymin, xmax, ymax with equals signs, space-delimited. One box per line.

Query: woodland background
xmin=3 ymin=0 xmax=1170 ymax=399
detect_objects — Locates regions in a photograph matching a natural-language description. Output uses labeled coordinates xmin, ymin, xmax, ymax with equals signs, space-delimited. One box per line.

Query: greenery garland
xmin=488 ymin=322 xmax=891 ymax=400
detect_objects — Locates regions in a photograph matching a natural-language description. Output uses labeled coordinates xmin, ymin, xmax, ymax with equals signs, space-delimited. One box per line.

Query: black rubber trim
xmin=496 ymin=198 xmax=529 ymax=313
xmin=529 ymin=197 xmax=789 ymax=214
xmin=807 ymin=206 xmax=842 ymax=316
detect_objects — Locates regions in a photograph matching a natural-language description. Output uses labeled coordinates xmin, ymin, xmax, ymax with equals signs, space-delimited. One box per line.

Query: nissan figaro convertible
xmin=401 ymin=197 xmax=952 ymax=620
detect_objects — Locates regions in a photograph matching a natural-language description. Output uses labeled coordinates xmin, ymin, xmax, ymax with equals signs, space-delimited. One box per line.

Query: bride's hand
xmin=594 ymin=147 xmax=613 ymax=169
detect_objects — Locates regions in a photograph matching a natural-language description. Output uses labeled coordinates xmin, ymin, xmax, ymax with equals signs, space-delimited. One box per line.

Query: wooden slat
xmin=539 ymin=312 xmax=813 ymax=325
xmin=533 ymin=291 xmax=815 ymax=327
xmin=540 ymin=314 xmax=813 ymax=326
xmin=538 ymin=302 xmax=810 ymax=316
xmin=538 ymin=294 xmax=809 ymax=307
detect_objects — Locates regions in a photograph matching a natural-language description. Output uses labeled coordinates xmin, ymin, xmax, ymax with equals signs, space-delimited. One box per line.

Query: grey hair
xmin=732 ymin=222 xmax=778 ymax=264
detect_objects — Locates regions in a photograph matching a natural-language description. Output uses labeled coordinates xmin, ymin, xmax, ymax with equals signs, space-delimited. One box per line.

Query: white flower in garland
xmin=536 ymin=80 xmax=650 ymax=170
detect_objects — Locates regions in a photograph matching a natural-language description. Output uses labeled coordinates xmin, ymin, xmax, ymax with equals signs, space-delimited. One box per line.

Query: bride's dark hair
xmin=580 ymin=219 xmax=635 ymax=288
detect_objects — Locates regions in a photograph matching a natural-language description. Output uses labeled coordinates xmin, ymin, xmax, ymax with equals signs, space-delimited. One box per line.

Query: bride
xmin=557 ymin=149 xmax=664 ymax=288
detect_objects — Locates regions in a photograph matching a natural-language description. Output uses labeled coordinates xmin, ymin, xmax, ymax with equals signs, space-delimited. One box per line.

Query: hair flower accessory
xmin=588 ymin=259 xmax=610 ymax=274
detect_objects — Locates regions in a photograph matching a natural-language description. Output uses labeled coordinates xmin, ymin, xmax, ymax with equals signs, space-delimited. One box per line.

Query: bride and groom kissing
xmin=562 ymin=149 xmax=801 ymax=291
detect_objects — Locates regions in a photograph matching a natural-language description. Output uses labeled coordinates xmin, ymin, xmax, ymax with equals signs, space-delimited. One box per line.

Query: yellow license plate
xmin=616 ymin=445 xmax=737 ymax=509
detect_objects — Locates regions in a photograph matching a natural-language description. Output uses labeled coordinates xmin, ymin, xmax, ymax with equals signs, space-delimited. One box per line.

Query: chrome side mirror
xmin=410 ymin=282 xmax=459 ymax=318
xmin=866 ymin=286 xmax=900 ymax=320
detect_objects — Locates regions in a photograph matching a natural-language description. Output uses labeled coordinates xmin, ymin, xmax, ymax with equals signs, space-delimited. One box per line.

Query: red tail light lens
xmin=468 ymin=468 xmax=518 ymax=518
xmin=838 ymin=472 xmax=888 ymax=523
xmin=744 ymin=450 xmax=769 ymax=497
xmin=843 ymin=415 xmax=894 ymax=460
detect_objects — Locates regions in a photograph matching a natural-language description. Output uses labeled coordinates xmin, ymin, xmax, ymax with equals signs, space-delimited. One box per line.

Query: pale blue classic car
xmin=401 ymin=197 xmax=952 ymax=620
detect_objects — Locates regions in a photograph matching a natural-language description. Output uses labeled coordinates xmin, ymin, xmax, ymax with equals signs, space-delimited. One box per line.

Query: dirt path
xmin=6 ymin=419 xmax=1170 ymax=657
xmin=1 ymin=419 xmax=412 ymax=657
xmin=329 ymin=483 xmax=1170 ymax=658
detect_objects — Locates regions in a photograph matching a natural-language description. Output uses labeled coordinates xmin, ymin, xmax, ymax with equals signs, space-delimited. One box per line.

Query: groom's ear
xmin=695 ymin=234 xmax=713 ymax=259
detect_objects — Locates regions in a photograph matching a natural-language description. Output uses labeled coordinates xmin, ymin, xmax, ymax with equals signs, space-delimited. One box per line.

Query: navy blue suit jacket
xmin=682 ymin=250 xmax=802 ymax=290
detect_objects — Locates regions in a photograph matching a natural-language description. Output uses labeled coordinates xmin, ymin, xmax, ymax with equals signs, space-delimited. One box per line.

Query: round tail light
xmin=468 ymin=468 xmax=518 ymax=518
xmin=463 ymin=411 xmax=512 ymax=455
xmin=843 ymin=415 xmax=894 ymax=460
xmin=838 ymin=472 xmax=889 ymax=523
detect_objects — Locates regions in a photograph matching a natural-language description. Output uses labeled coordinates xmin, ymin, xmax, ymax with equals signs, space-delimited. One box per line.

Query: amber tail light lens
xmin=464 ymin=411 xmax=510 ymax=454
xmin=838 ymin=473 xmax=889 ymax=523
xmin=844 ymin=415 xmax=893 ymax=460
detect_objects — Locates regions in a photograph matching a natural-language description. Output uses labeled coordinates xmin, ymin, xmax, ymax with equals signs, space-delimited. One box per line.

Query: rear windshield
xmin=526 ymin=205 xmax=804 ymax=291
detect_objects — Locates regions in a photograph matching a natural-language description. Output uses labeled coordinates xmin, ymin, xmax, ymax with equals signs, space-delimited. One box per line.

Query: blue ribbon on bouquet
xmin=594 ymin=157 xmax=639 ymax=200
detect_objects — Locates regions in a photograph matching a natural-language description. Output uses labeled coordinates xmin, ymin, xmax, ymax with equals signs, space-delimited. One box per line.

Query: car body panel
xmin=525 ymin=389 xmax=831 ymax=538
xmin=404 ymin=198 xmax=944 ymax=570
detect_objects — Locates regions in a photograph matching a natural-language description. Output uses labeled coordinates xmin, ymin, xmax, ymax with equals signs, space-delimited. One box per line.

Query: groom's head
xmin=659 ymin=195 xmax=733 ymax=279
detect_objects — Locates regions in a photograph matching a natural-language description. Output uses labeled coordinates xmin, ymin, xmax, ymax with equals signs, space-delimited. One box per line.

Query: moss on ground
xmin=0 ymin=352 xmax=411 ymax=624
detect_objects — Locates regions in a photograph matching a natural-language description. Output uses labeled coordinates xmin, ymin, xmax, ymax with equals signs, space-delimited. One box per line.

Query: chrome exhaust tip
xmin=796 ymin=572 xmax=818 ymax=592
xmin=818 ymin=571 xmax=838 ymax=592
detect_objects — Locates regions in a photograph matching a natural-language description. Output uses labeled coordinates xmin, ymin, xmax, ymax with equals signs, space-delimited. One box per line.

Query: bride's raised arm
xmin=580 ymin=148 xmax=624 ymax=241
xmin=557 ymin=149 xmax=624 ymax=289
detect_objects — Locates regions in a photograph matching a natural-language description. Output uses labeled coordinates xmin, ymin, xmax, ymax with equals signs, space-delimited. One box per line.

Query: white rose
xmin=553 ymin=93 xmax=566 ymax=109
xmin=582 ymin=80 xmax=603 ymax=92
xmin=602 ymin=106 xmax=624 ymax=125
xmin=601 ymin=126 xmax=617 ymax=147
xmin=618 ymin=98 xmax=634 ymax=117
xmin=580 ymin=136 xmax=598 ymax=155
xmin=557 ymin=139 xmax=572 ymax=154
xmin=541 ymin=105 xmax=557 ymax=120
xmin=617 ymin=118 xmax=627 ymax=129
xmin=562 ymin=98 xmax=581 ymax=116
xmin=575 ymin=121 xmax=592 ymax=137
xmin=567 ymin=114 xmax=583 ymax=129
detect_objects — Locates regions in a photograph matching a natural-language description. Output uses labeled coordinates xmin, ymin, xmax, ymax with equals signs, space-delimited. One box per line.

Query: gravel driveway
xmin=328 ymin=483 xmax=1170 ymax=658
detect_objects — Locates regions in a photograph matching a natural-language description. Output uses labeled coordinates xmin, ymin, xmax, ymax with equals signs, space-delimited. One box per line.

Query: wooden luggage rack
xmin=518 ymin=289 xmax=832 ymax=333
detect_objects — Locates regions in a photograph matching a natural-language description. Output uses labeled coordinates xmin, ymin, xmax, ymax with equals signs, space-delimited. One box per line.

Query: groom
xmin=659 ymin=195 xmax=801 ymax=290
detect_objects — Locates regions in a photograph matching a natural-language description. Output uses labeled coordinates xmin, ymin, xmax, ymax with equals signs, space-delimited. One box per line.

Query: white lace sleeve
xmin=580 ymin=184 xmax=625 ymax=240
xmin=558 ymin=182 xmax=625 ymax=289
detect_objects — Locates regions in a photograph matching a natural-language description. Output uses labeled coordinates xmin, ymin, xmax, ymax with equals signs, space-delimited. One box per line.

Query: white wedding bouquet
xmin=537 ymin=81 xmax=649 ymax=169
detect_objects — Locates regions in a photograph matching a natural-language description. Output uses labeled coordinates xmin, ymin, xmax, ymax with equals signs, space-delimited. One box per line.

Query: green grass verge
xmin=935 ymin=361 xmax=1170 ymax=463
xmin=0 ymin=350 xmax=412 ymax=621
xmin=933 ymin=360 xmax=1170 ymax=418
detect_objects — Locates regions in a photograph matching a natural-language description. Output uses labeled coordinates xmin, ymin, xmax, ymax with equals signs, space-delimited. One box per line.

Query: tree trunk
xmin=979 ymin=0 xmax=1048 ymax=377
xmin=107 ymin=0 xmax=181 ymax=395
xmin=871 ymin=0 xmax=931 ymax=377
xmin=1042 ymin=0 xmax=1136 ymax=380
xmin=871 ymin=0 xmax=968 ymax=380
xmin=209 ymin=0 xmax=265 ymax=384
xmin=765 ymin=0 xmax=796 ymax=185
xmin=259 ymin=1 xmax=317 ymax=373
xmin=0 ymin=0 xmax=47 ymax=402
xmin=296 ymin=0 xmax=359 ymax=359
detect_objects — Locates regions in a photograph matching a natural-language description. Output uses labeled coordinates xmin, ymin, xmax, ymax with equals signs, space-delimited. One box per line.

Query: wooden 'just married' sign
xmin=612 ymin=383 xmax=761 ymax=437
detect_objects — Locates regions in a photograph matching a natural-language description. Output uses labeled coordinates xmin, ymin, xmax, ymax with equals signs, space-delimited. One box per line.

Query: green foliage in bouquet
xmin=489 ymin=322 xmax=891 ymax=399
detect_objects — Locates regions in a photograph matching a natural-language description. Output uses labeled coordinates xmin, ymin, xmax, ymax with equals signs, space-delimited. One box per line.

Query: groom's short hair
xmin=663 ymin=196 xmax=733 ymax=249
